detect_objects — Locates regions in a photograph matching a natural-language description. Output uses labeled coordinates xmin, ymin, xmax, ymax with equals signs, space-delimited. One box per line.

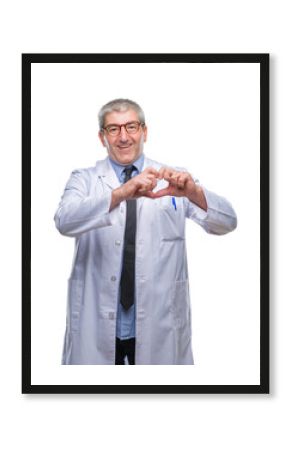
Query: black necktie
xmin=120 ymin=166 xmax=137 ymax=310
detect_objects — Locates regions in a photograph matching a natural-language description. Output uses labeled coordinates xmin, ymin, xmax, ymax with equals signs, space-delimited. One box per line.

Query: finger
xmin=150 ymin=187 xmax=171 ymax=198
xmin=137 ymin=185 xmax=150 ymax=193
xmin=183 ymin=173 xmax=193 ymax=189
xmin=150 ymin=177 xmax=158 ymax=190
xmin=144 ymin=167 xmax=159 ymax=178
xmin=164 ymin=170 xmax=179 ymax=182
xmin=142 ymin=176 xmax=157 ymax=190
xmin=158 ymin=167 xmax=167 ymax=179
xmin=176 ymin=177 xmax=184 ymax=189
xmin=159 ymin=167 xmax=174 ymax=180
xmin=146 ymin=173 xmax=159 ymax=182
xmin=142 ymin=190 xmax=156 ymax=199
xmin=166 ymin=174 xmax=179 ymax=186
xmin=176 ymin=173 xmax=188 ymax=189
xmin=135 ymin=176 xmax=152 ymax=188
xmin=145 ymin=175 xmax=158 ymax=188
xmin=137 ymin=178 xmax=156 ymax=193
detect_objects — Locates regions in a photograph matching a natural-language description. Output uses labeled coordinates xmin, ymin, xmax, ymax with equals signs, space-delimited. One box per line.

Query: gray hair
xmin=98 ymin=98 xmax=145 ymax=129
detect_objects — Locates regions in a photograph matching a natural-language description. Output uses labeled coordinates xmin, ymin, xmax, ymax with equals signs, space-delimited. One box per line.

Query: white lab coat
xmin=54 ymin=156 xmax=237 ymax=365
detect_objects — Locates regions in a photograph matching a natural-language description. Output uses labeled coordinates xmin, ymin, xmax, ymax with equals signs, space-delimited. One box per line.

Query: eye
xmin=107 ymin=126 xmax=119 ymax=134
xmin=126 ymin=123 xmax=138 ymax=132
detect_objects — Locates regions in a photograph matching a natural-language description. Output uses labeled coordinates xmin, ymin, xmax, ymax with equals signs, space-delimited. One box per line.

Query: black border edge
xmin=21 ymin=53 xmax=268 ymax=64
xmin=22 ymin=54 xmax=32 ymax=393
xmin=22 ymin=53 xmax=269 ymax=394
xmin=260 ymin=54 xmax=270 ymax=393
xmin=25 ymin=384 xmax=266 ymax=394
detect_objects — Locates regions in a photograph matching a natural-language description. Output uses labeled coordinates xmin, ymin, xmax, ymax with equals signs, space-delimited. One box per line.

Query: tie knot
xmin=123 ymin=166 xmax=135 ymax=182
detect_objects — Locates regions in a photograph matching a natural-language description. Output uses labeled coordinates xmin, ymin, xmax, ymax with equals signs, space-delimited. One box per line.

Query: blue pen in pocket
xmin=171 ymin=197 xmax=177 ymax=210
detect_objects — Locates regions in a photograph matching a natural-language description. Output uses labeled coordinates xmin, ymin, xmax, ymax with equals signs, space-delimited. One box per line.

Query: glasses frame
xmin=102 ymin=121 xmax=145 ymax=136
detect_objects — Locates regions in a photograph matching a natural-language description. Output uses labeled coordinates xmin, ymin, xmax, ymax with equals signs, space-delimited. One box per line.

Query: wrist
xmin=110 ymin=186 xmax=126 ymax=211
xmin=187 ymin=185 xmax=207 ymax=211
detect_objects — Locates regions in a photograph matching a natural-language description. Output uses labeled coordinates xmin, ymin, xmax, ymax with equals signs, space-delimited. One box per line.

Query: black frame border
xmin=22 ymin=53 xmax=269 ymax=394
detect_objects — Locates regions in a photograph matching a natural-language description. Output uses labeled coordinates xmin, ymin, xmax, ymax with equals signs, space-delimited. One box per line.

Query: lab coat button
xmin=108 ymin=312 xmax=114 ymax=320
xmin=115 ymin=240 xmax=121 ymax=246
xmin=111 ymin=276 xmax=117 ymax=281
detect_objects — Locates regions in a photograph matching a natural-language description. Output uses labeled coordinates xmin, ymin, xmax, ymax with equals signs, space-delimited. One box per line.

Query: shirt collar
xmin=109 ymin=154 xmax=145 ymax=179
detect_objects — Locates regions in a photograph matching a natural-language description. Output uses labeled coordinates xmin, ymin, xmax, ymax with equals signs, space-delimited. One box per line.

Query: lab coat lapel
xmin=97 ymin=157 xmax=121 ymax=190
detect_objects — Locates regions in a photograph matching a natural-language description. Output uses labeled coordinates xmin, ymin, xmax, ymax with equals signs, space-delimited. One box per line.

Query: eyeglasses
xmin=102 ymin=121 xmax=145 ymax=136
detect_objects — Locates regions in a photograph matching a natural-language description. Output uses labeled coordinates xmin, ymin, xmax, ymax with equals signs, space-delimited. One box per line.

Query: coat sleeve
xmin=54 ymin=169 xmax=117 ymax=237
xmin=185 ymin=184 xmax=237 ymax=235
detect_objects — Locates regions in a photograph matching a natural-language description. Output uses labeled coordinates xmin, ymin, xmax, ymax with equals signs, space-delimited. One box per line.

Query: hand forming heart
xmin=110 ymin=166 xmax=207 ymax=212
xmin=143 ymin=166 xmax=197 ymax=200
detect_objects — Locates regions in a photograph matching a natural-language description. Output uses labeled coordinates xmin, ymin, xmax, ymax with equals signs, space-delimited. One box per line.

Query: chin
xmin=120 ymin=155 xmax=136 ymax=164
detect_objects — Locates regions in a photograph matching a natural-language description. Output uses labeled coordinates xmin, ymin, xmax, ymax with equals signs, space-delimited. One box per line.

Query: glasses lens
xmin=106 ymin=125 xmax=120 ymax=136
xmin=105 ymin=122 xmax=141 ymax=136
xmin=125 ymin=122 xmax=139 ymax=134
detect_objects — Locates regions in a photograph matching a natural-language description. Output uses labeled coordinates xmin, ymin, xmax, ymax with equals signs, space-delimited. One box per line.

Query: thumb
xmin=150 ymin=187 xmax=171 ymax=198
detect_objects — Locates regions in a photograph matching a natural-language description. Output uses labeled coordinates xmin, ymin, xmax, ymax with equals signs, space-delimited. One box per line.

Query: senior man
xmin=54 ymin=98 xmax=237 ymax=365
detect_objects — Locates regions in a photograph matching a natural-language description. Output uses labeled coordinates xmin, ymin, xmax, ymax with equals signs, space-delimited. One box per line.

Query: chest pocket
xmin=157 ymin=197 xmax=185 ymax=241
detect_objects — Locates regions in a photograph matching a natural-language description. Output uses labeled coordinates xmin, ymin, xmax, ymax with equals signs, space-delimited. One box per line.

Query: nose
xmin=119 ymin=125 xmax=129 ymax=142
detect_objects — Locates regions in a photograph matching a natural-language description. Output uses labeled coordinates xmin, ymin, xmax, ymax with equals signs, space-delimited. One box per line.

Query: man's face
xmin=98 ymin=109 xmax=147 ymax=165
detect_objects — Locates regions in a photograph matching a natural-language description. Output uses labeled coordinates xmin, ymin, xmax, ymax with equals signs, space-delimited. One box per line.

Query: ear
xmin=143 ymin=125 xmax=148 ymax=143
xmin=98 ymin=131 xmax=106 ymax=147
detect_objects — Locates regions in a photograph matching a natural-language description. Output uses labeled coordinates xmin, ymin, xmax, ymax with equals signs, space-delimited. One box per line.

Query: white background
xmin=0 ymin=0 xmax=287 ymax=449
xmin=31 ymin=62 xmax=259 ymax=385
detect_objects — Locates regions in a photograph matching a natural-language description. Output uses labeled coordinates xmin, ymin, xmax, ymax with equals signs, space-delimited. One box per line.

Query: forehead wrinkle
xmin=103 ymin=110 xmax=139 ymax=127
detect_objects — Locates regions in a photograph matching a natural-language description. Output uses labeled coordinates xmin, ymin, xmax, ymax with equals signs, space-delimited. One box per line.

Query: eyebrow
xmin=104 ymin=121 xmax=138 ymax=127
